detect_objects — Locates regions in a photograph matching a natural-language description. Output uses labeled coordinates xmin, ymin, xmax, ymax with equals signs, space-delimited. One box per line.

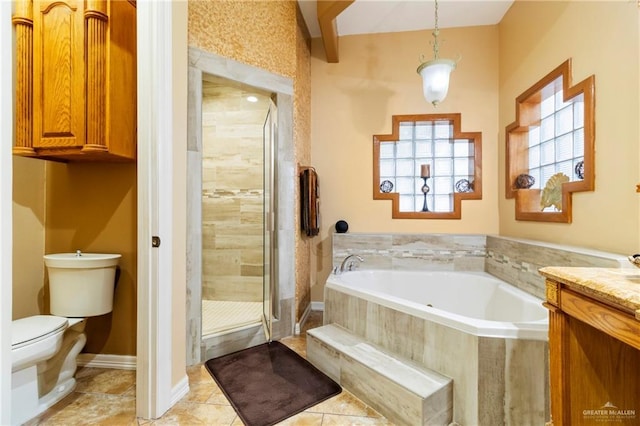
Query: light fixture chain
xmin=433 ymin=0 xmax=440 ymax=59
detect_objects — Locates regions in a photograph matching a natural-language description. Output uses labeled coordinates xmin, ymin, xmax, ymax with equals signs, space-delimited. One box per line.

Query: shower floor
xmin=202 ymin=300 xmax=263 ymax=337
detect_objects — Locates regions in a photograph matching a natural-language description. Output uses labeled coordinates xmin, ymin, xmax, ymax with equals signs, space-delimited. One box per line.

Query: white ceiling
xmin=298 ymin=0 xmax=514 ymax=38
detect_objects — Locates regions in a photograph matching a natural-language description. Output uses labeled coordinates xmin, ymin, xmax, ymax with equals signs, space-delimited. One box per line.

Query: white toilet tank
xmin=44 ymin=252 xmax=121 ymax=317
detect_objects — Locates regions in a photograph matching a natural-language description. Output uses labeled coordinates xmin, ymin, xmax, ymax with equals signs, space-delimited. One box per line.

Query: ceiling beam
xmin=317 ymin=0 xmax=354 ymax=63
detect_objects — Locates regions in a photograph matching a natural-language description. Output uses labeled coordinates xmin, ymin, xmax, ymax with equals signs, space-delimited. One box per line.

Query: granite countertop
xmin=539 ymin=266 xmax=640 ymax=320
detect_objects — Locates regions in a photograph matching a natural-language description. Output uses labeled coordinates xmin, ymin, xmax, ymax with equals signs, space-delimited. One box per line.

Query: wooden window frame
xmin=373 ymin=113 xmax=482 ymax=219
xmin=506 ymin=59 xmax=595 ymax=223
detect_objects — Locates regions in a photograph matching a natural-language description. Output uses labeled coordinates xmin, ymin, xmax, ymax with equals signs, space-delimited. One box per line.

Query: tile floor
xmin=26 ymin=311 xmax=393 ymax=425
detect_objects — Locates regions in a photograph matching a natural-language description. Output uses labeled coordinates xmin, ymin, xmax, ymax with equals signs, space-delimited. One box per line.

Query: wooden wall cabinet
xmin=13 ymin=0 xmax=136 ymax=162
xmin=541 ymin=270 xmax=640 ymax=425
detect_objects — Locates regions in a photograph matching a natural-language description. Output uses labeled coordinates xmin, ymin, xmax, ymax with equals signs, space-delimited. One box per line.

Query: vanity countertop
xmin=539 ymin=266 xmax=640 ymax=320
xmin=542 ymin=266 xmax=640 ymax=425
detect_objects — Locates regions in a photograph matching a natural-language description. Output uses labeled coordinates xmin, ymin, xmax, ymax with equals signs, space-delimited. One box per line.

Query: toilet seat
xmin=12 ymin=315 xmax=68 ymax=350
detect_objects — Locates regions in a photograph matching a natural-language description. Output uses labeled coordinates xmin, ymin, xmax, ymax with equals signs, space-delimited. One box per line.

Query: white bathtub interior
xmin=329 ymin=270 xmax=548 ymax=340
xmin=336 ymin=270 xmax=547 ymax=321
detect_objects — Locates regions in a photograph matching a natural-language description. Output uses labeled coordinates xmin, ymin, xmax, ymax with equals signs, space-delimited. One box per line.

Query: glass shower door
xmin=262 ymin=98 xmax=277 ymax=342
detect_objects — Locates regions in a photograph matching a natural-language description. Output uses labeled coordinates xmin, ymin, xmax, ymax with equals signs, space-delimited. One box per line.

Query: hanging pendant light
xmin=417 ymin=0 xmax=458 ymax=107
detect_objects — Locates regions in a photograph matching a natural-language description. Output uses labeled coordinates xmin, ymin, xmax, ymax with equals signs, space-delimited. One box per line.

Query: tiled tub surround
xmin=322 ymin=271 xmax=549 ymax=425
xmin=332 ymin=233 xmax=630 ymax=299
xmin=485 ymin=235 xmax=630 ymax=299
xmin=332 ymin=233 xmax=487 ymax=272
xmin=324 ymin=233 xmax=630 ymax=424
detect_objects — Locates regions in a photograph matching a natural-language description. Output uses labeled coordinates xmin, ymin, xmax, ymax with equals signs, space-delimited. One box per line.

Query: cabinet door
xmin=33 ymin=0 xmax=84 ymax=149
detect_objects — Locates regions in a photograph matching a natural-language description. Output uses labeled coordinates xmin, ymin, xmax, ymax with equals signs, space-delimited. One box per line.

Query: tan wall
xmin=498 ymin=1 xmax=640 ymax=254
xmin=12 ymin=157 xmax=46 ymax=320
xmin=201 ymin=80 xmax=269 ymax=303
xmin=44 ymin=162 xmax=137 ymax=355
xmin=310 ymin=26 xmax=501 ymax=299
xmin=188 ymin=0 xmax=312 ymax=321
xmin=12 ymin=159 xmax=136 ymax=356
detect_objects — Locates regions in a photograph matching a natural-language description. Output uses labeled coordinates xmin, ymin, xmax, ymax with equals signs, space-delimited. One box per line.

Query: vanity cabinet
xmin=12 ymin=0 xmax=136 ymax=162
xmin=540 ymin=267 xmax=640 ymax=425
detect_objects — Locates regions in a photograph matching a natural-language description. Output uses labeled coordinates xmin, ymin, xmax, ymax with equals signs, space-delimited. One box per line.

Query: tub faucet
xmin=336 ymin=254 xmax=364 ymax=274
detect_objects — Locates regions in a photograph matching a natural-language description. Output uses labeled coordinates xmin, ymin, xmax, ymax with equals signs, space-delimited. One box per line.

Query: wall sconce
xmin=417 ymin=0 xmax=458 ymax=107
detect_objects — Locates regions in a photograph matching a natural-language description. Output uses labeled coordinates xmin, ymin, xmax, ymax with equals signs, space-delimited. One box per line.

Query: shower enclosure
xmin=199 ymin=76 xmax=275 ymax=339
xmin=186 ymin=48 xmax=295 ymax=365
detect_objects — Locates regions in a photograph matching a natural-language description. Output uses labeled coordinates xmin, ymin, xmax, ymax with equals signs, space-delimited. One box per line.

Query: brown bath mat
xmin=205 ymin=341 xmax=341 ymax=426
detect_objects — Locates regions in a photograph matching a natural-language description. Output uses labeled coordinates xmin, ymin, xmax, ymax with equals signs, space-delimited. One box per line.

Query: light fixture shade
xmin=417 ymin=58 xmax=456 ymax=106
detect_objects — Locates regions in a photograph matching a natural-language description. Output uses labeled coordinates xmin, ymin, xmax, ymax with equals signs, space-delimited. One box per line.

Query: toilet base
xmin=38 ymin=376 xmax=77 ymax=414
xmin=12 ymin=365 xmax=39 ymax=425
xmin=11 ymin=321 xmax=86 ymax=425
xmin=11 ymin=365 xmax=77 ymax=425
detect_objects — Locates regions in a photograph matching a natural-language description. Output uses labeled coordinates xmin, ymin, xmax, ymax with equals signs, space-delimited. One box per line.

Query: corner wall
xmin=12 ymin=142 xmax=137 ymax=358
xmin=310 ymin=25 xmax=501 ymax=300
xmin=45 ymin=162 xmax=137 ymax=355
xmin=498 ymin=1 xmax=640 ymax=254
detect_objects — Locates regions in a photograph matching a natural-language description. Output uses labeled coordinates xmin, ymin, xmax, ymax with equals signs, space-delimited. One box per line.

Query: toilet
xmin=11 ymin=252 xmax=121 ymax=425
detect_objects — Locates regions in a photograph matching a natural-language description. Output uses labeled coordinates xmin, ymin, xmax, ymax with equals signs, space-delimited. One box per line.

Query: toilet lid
xmin=12 ymin=315 xmax=68 ymax=348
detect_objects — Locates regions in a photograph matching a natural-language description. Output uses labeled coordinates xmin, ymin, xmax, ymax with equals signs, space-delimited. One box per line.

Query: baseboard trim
xmin=294 ymin=303 xmax=312 ymax=335
xmin=77 ymin=354 xmax=137 ymax=370
xmin=171 ymin=375 xmax=190 ymax=406
xmin=311 ymin=301 xmax=324 ymax=311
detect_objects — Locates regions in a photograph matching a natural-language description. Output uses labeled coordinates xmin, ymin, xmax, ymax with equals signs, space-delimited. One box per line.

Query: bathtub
xmin=326 ymin=270 xmax=548 ymax=340
xmin=323 ymin=269 xmax=549 ymax=425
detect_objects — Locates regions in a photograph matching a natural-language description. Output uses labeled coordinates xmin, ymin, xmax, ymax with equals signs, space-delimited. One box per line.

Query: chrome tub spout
xmin=335 ymin=254 xmax=364 ymax=274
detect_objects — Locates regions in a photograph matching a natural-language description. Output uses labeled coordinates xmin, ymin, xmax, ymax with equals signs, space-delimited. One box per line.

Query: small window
xmin=506 ymin=59 xmax=594 ymax=223
xmin=373 ymin=113 xmax=482 ymax=219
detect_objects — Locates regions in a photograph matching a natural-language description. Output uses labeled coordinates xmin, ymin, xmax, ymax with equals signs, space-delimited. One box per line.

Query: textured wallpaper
xmin=189 ymin=1 xmax=297 ymax=78
xmin=293 ymin=3 xmax=312 ymax=321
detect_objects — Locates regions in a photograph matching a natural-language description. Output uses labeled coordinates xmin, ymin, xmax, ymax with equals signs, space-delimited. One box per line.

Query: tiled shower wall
xmin=333 ymin=233 xmax=629 ymax=299
xmin=201 ymin=79 xmax=268 ymax=302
